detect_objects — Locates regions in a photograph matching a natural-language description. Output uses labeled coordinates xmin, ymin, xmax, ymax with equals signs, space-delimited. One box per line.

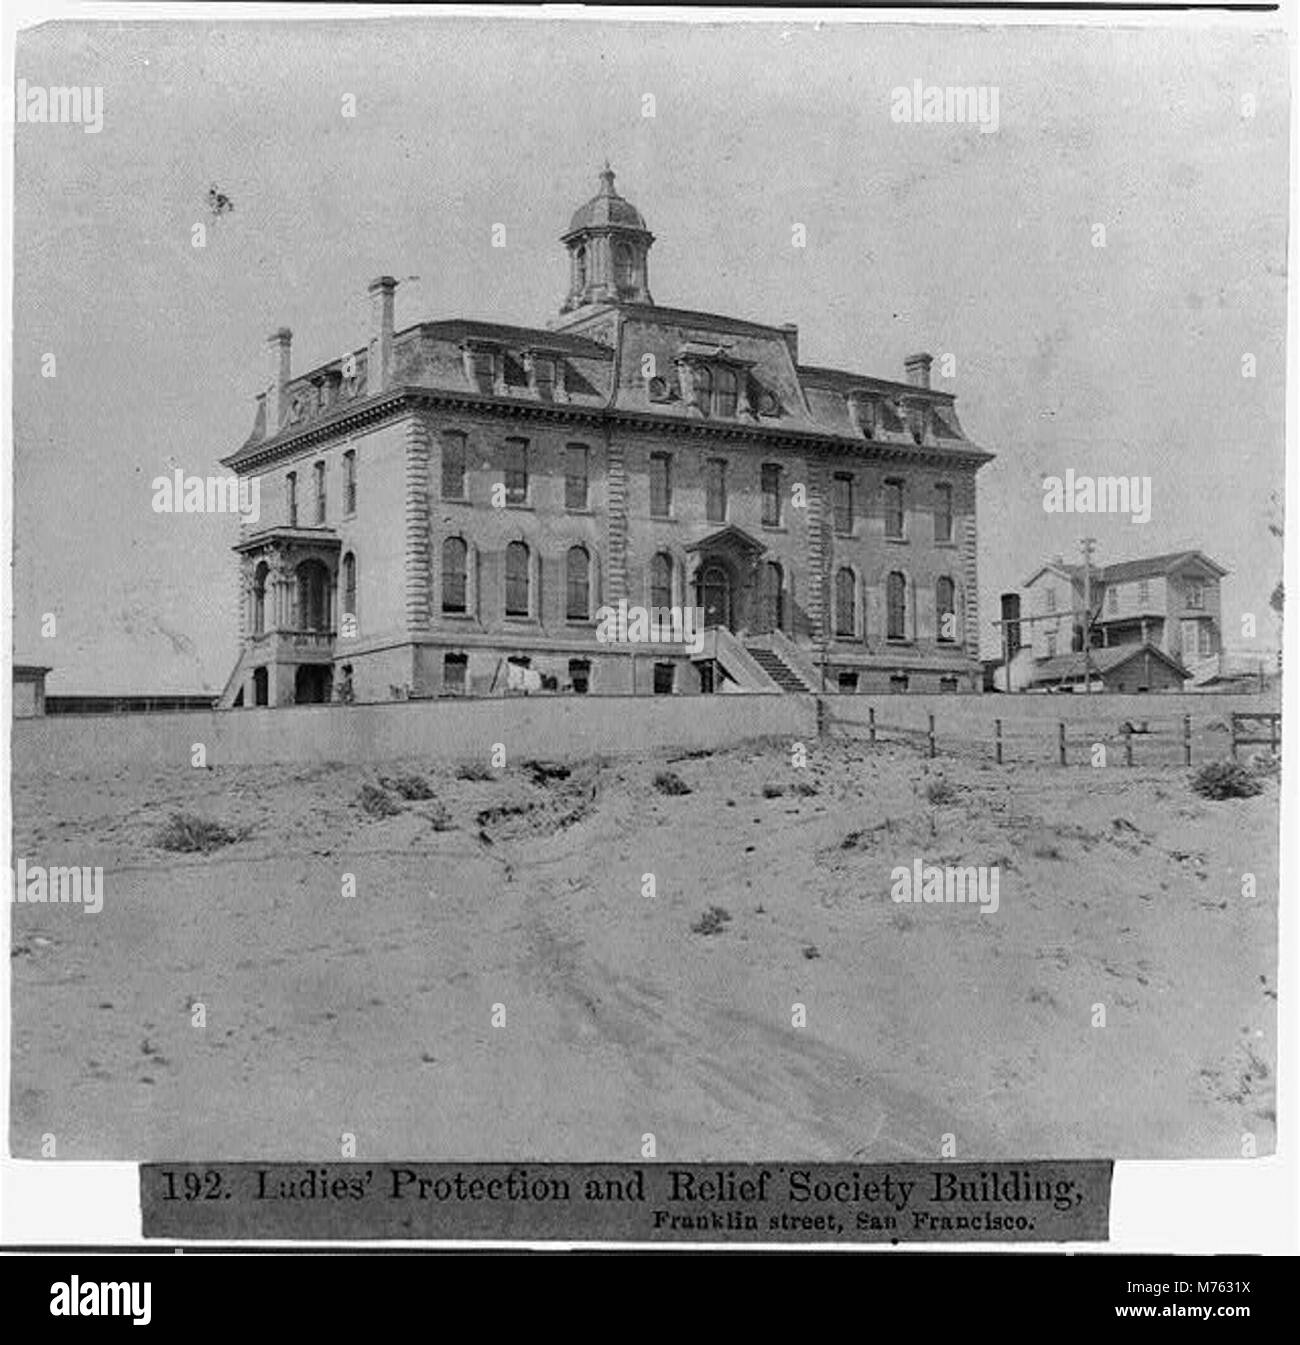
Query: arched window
xmin=342 ymin=553 xmax=357 ymax=628
xmin=699 ymin=563 xmax=731 ymax=630
xmin=566 ymin=546 xmax=590 ymax=620
xmin=759 ymin=562 xmax=784 ymax=633
xmin=835 ymin=568 xmax=856 ymax=638
xmin=887 ymin=571 xmax=908 ymax=641
xmin=936 ymin=576 xmax=956 ymax=643
xmin=714 ymin=367 xmax=738 ymax=417
xmin=296 ymin=560 xmax=330 ymax=632
xmin=505 ymin=541 xmax=530 ymax=617
xmin=614 ymin=243 xmax=634 ymax=290
xmin=252 ymin=562 xmax=268 ymax=635
xmin=651 ymin=553 xmax=673 ymax=611
xmin=693 ymin=364 xmax=712 ymax=416
xmin=442 ymin=537 xmax=467 ymax=614
xmin=575 ymin=245 xmax=587 ymax=290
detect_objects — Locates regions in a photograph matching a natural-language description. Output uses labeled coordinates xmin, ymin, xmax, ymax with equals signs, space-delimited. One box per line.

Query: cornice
xmin=224 ymin=384 xmax=995 ymax=474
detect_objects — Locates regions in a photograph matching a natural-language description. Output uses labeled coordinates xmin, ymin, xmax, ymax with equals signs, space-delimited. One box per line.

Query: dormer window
xmin=715 ymin=368 xmax=738 ymax=417
xmin=525 ymin=351 xmax=556 ymax=399
xmin=848 ymin=392 xmax=877 ymax=439
xmin=681 ymin=359 xmax=746 ymax=417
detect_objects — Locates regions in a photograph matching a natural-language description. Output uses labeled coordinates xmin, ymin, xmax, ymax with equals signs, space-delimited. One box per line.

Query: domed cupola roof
xmin=564 ymin=166 xmax=650 ymax=238
xmin=557 ymin=165 xmax=655 ymax=315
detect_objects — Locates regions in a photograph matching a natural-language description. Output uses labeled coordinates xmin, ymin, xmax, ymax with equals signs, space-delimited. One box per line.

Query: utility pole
xmin=1080 ymin=537 xmax=1096 ymax=694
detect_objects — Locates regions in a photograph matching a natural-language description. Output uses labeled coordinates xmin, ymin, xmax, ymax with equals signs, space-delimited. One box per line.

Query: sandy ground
xmin=10 ymin=734 xmax=1277 ymax=1161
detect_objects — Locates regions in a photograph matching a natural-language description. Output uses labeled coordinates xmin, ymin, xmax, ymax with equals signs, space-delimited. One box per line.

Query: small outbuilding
xmin=12 ymin=663 xmax=52 ymax=717
xmin=1025 ymin=642 xmax=1189 ymax=693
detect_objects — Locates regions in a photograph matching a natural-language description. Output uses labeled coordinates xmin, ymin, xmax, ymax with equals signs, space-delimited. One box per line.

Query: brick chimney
xmin=267 ymin=328 xmax=292 ymax=430
xmin=904 ymin=352 xmax=933 ymax=389
xmin=779 ymin=323 xmax=799 ymax=365
xmin=367 ymin=276 xmax=397 ymax=394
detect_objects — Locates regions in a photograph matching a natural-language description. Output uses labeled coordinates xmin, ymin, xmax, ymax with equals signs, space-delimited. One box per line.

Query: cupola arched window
xmin=614 ymin=243 xmax=635 ymax=290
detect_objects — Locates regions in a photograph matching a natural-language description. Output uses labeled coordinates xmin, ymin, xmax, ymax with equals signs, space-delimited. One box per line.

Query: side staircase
xmin=744 ymin=645 xmax=812 ymax=692
xmin=692 ymin=627 xmax=819 ymax=693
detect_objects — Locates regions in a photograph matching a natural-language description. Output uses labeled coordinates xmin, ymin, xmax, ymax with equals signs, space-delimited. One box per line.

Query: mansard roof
xmin=227 ymin=303 xmax=992 ymax=471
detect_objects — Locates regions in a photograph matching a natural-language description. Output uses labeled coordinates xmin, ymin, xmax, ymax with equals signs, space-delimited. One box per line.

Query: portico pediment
xmin=685 ymin=524 xmax=767 ymax=558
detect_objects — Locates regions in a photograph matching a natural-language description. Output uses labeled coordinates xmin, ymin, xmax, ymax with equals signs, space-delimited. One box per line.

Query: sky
xmin=10 ymin=15 xmax=1290 ymax=692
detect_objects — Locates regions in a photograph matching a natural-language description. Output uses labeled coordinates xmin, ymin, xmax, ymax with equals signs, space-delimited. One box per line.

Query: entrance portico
xmin=686 ymin=525 xmax=768 ymax=636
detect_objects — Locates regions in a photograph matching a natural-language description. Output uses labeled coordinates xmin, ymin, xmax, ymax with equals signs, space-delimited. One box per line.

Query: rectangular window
xmin=343 ymin=450 xmax=357 ymax=515
xmin=569 ymin=659 xmax=590 ymax=695
xmin=761 ymin=464 xmax=782 ymax=526
xmin=286 ymin=472 xmax=297 ymax=527
xmin=504 ymin=438 xmax=528 ymax=505
xmin=833 ymin=473 xmax=854 ymax=534
xmin=565 ymin=443 xmax=589 ymax=511
xmin=650 ymin=452 xmax=672 ymax=518
xmin=705 ymin=458 xmax=727 ymax=523
xmin=313 ymin=461 xmax=326 ymax=523
xmin=1137 ymin=578 xmax=1150 ymax=604
xmin=934 ymin=483 xmax=953 ymax=542
xmin=1046 ymin=588 xmax=1058 ymax=613
xmin=504 ymin=543 xmax=530 ymax=617
xmin=653 ymin=662 xmax=676 ymax=695
xmin=1108 ymin=587 xmax=1119 ymax=613
xmin=837 ymin=671 xmax=859 ymax=693
xmin=883 ymin=478 xmax=905 ymax=539
xmin=443 ymin=653 xmax=467 ymax=695
xmin=441 ymin=432 xmax=466 ymax=501
xmin=939 ymin=675 xmax=959 ymax=694
xmin=1046 ymin=632 xmax=1057 ymax=657
xmin=1186 ymin=582 xmax=1204 ymax=610
xmin=889 ymin=672 xmax=909 ymax=694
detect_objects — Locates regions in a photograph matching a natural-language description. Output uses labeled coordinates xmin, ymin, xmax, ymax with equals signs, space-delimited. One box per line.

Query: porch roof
xmin=684 ymin=524 xmax=767 ymax=557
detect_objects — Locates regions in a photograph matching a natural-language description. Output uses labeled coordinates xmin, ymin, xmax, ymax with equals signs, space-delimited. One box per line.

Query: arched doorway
xmin=295 ymin=665 xmax=333 ymax=704
xmin=252 ymin=667 xmax=269 ymax=707
xmin=696 ymin=562 xmax=732 ymax=630
xmin=296 ymin=559 xmax=332 ymax=632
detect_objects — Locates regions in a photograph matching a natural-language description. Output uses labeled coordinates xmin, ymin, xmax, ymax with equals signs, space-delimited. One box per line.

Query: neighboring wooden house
xmin=1016 ymin=550 xmax=1227 ymax=688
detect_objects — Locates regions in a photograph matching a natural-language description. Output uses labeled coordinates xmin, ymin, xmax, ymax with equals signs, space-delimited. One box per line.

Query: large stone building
xmin=219 ymin=168 xmax=993 ymax=706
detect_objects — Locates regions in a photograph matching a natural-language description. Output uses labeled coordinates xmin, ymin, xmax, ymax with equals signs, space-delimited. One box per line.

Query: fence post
xmin=1058 ymin=722 xmax=1066 ymax=766
xmin=995 ymin=718 xmax=1003 ymax=765
xmin=1183 ymin=715 xmax=1192 ymax=767
xmin=927 ymin=713 xmax=936 ymax=759
xmin=1230 ymin=715 xmax=1238 ymax=762
xmin=868 ymin=706 xmax=876 ymax=746
xmin=1124 ymin=723 xmax=1133 ymax=767
xmin=1270 ymin=714 xmax=1279 ymax=756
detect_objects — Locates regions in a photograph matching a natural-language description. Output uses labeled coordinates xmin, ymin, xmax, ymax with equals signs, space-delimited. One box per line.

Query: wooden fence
xmin=826 ymin=705 xmax=1281 ymax=769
